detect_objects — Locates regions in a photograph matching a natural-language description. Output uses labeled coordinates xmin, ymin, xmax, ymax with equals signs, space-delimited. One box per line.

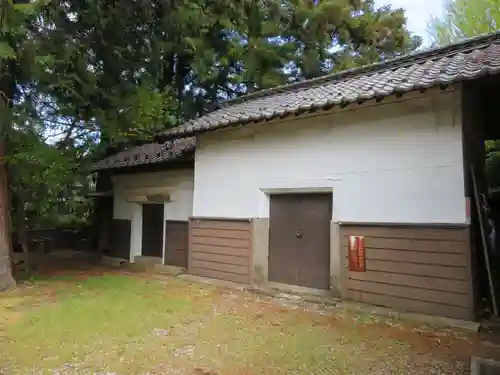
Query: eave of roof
xmin=157 ymin=31 xmax=500 ymax=141
xmin=92 ymin=137 xmax=195 ymax=172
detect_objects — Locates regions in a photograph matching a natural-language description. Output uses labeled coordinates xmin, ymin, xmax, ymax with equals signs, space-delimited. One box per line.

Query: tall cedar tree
xmin=0 ymin=0 xmax=30 ymax=290
xmin=0 ymin=0 xmax=419 ymax=289
xmin=42 ymin=0 xmax=420 ymax=120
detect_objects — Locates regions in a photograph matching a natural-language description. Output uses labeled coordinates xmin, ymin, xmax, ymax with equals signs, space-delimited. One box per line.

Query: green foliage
xmin=0 ymin=42 xmax=15 ymax=59
xmin=427 ymin=0 xmax=500 ymax=45
xmin=118 ymin=85 xmax=178 ymax=141
xmin=35 ymin=0 xmax=419 ymax=121
xmin=280 ymin=1 xmax=421 ymax=79
xmin=8 ymin=128 xmax=93 ymax=229
xmin=485 ymin=140 xmax=500 ymax=192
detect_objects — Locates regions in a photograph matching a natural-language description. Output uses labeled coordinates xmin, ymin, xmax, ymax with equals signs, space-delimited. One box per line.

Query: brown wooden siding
xmin=188 ymin=218 xmax=252 ymax=284
xmin=164 ymin=221 xmax=188 ymax=268
xmin=340 ymin=224 xmax=473 ymax=321
xmin=109 ymin=219 xmax=131 ymax=260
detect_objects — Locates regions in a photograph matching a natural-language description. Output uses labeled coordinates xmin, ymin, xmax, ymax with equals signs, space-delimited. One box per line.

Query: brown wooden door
xmin=268 ymin=195 xmax=302 ymax=286
xmin=141 ymin=204 xmax=164 ymax=257
xmin=164 ymin=221 xmax=189 ymax=267
xmin=268 ymin=193 xmax=332 ymax=290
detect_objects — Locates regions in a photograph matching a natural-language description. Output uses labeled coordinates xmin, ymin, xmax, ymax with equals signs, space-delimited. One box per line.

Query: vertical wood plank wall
xmin=340 ymin=224 xmax=473 ymax=320
xmin=164 ymin=220 xmax=189 ymax=268
xmin=188 ymin=218 xmax=252 ymax=283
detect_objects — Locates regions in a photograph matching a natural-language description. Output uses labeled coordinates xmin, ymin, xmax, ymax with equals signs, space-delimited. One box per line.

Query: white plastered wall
xmin=192 ymin=89 xmax=466 ymax=224
xmin=111 ymin=168 xmax=194 ymax=262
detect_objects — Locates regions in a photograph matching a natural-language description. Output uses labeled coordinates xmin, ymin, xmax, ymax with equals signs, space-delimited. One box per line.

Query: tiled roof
xmin=159 ymin=31 xmax=500 ymax=140
xmin=92 ymin=137 xmax=195 ymax=171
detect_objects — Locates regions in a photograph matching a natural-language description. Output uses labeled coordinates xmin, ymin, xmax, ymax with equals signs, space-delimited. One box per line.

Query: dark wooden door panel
xmin=142 ymin=203 xmax=164 ymax=257
xmin=268 ymin=193 xmax=332 ymax=290
xmin=97 ymin=197 xmax=113 ymax=252
xmin=268 ymin=194 xmax=302 ymax=285
xmin=164 ymin=221 xmax=188 ymax=267
xmin=298 ymin=194 xmax=332 ymax=289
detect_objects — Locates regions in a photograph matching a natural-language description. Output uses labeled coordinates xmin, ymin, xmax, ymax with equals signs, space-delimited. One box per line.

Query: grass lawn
xmin=0 ymin=265 xmax=498 ymax=374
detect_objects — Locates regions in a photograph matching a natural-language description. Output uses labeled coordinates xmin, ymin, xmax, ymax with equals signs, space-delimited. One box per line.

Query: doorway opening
xmin=141 ymin=203 xmax=164 ymax=259
xmin=462 ymin=75 xmax=500 ymax=320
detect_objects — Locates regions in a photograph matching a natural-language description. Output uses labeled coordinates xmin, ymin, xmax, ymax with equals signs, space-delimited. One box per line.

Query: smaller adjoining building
xmin=94 ymin=32 xmax=500 ymax=322
xmin=91 ymin=138 xmax=195 ymax=268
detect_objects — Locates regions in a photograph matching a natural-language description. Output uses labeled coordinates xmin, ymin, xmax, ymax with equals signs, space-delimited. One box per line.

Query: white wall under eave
xmin=163 ymin=174 xmax=195 ymax=221
xmin=113 ymin=195 xmax=135 ymax=220
xmin=112 ymin=168 xmax=194 ymax=221
xmin=193 ymin=89 xmax=467 ymax=224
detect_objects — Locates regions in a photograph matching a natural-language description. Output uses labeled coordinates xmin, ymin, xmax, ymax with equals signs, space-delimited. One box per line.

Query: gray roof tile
xmin=92 ymin=137 xmax=195 ymax=171
xmin=159 ymin=32 xmax=500 ymax=140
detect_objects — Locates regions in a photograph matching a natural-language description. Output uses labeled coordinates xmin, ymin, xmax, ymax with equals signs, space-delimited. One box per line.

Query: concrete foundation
xmin=329 ymin=221 xmax=342 ymax=296
xmin=251 ymin=218 xmax=269 ymax=285
xmin=134 ymin=255 xmax=162 ymax=266
xmin=471 ymin=357 xmax=500 ymax=374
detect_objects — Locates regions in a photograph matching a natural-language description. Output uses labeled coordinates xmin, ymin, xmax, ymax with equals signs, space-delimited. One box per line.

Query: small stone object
xmin=277 ymin=293 xmax=302 ymax=301
xmin=471 ymin=356 xmax=500 ymax=375
xmin=194 ymin=369 xmax=218 ymax=375
xmin=152 ymin=328 xmax=169 ymax=336
xmin=173 ymin=345 xmax=195 ymax=357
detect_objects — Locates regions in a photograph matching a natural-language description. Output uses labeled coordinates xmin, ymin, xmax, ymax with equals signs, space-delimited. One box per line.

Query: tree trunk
xmin=0 ymin=141 xmax=16 ymax=290
xmin=0 ymin=0 xmax=20 ymax=290
xmin=13 ymin=187 xmax=30 ymax=275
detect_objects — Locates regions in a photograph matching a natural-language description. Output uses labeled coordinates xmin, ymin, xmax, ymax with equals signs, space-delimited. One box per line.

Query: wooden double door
xmin=268 ymin=193 xmax=332 ymax=290
xmin=141 ymin=203 xmax=164 ymax=257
